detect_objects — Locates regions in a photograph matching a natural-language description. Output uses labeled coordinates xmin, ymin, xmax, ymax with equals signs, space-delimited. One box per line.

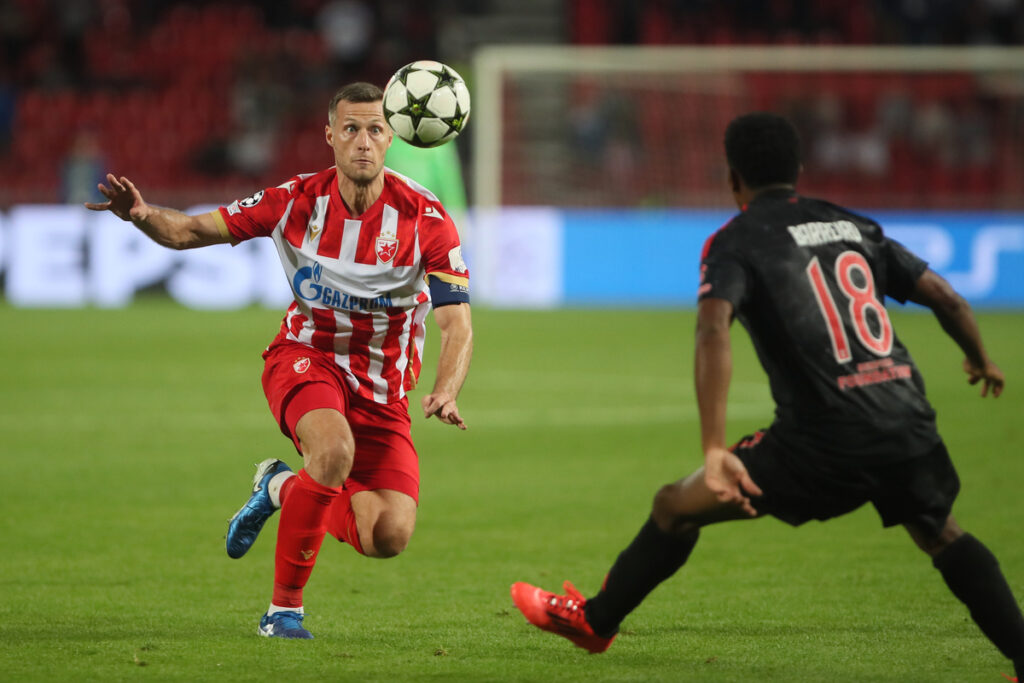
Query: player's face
xmin=326 ymin=99 xmax=393 ymax=185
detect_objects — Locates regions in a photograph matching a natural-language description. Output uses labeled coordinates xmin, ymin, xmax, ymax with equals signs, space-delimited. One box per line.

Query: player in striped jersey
xmin=85 ymin=82 xmax=473 ymax=640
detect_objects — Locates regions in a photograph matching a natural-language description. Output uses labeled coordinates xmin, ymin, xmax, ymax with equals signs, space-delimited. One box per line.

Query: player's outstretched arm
xmin=695 ymin=298 xmax=734 ymax=455
xmin=422 ymin=302 xmax=473 ymax=429
xmin=909 ymin=268 xmax=1004 ymax=397
xmin=695 ymin=297 xmax=763 ymax=515
xmin=84 ymin=173 xmax=229 ymax=250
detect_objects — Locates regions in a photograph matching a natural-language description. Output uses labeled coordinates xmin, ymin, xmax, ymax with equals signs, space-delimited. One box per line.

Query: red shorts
xmin=261 ymin=341 xmax=419 ymax=503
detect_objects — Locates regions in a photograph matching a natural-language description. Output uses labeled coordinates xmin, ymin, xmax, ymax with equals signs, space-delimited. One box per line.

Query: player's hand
xmin=704 ymin=446 xmax=763 ymax=517
xmin=422 ymin=392 xmax=466 ymax=430
xmin=84 ymin=174 xmax=150 ymax=223
xmin=963 ymin=357 xmax=1004 ymax=398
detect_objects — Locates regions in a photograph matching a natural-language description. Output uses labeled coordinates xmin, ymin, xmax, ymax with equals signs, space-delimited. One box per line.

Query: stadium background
xmin=1 ymin=0 xmax=1023 ymax=311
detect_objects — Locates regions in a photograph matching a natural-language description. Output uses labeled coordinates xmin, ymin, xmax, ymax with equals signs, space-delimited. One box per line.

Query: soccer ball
xmin=383 ymin=60 xmax=471 ymax=148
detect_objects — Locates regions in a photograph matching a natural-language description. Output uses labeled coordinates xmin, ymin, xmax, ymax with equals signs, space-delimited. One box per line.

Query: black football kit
xmin=699 ymin=189 xmax=957 ymax=531
xmin=700 ymin=188 xmax=940 ymax=464
xmin=582 ymin=191 xmax=1024 ymax=677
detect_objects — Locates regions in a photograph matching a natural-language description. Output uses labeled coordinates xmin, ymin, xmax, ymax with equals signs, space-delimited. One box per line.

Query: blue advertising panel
xmin=559 ymin=209 xmax=1024 ymax=309
xmin=561 ymin=209 xmax=732 ymax=307
xmin=1 ymin=206 xmax=1022 ymax=309
xmin=876 ymin=211 xmax=1024 ymax=308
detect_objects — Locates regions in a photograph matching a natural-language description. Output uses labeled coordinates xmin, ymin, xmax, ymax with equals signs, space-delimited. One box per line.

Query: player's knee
xmin=651 ymin=482 xmax=685 ymax=532
xmin=907 ymin=516 xmax=964 ymax=557
xmin=370 ymin=522 xmax=414 ymax=558
xmin=304 ymin=437 xmax=355 ymax=487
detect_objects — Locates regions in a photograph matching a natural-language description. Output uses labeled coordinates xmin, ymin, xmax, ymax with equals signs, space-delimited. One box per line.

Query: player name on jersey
xmin=787 ymin=220 xmax=863 ymax=247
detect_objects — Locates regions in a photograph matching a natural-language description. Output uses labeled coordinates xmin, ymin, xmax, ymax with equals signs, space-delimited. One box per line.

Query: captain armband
xmin=427 ymin=273 xmax=470 ymax=307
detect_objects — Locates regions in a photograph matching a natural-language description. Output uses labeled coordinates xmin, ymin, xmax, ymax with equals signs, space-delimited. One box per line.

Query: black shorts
xmin=733 ymin=430 xmax=960 ymax=540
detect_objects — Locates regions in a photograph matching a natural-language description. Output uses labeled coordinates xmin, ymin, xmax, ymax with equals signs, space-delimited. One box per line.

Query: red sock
xmin=279 ymin=474 xmax=297 ymax=505
xmin=326 ymin=488 xmax=364 ymax=555
xmin=282 ymin=476 xmax=362 ymax=555
xmin=272 ymin=469 xmax=341 ymax=608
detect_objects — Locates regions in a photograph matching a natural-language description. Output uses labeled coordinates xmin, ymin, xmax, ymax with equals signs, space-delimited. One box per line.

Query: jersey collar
xmin=743 ymin=187 xmax=797 ymax=211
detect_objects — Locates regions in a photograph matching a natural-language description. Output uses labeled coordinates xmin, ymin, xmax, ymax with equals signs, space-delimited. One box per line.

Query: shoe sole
xmin=258 ymin=622 xmax=314 ymax=639
xmin=257 ymin=627 xmax=313 ymax=639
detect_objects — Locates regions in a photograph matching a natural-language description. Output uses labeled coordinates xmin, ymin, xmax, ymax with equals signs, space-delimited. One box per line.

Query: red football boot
xmin=510 ymin=580 xmax=616 ymax=654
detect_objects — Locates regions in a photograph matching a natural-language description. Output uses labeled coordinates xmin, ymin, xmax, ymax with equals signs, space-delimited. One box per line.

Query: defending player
xmin=510 ymin=113 xmax=1024 ymax=680
xmin=86 ymin=82 xmax=473 ymax=640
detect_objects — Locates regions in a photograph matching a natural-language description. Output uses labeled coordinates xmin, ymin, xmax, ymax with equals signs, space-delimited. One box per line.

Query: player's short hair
xmin=328 ymin=82 xmax=384 ymax=125
xmin=724 ymin=113 xmax=801 ymax=188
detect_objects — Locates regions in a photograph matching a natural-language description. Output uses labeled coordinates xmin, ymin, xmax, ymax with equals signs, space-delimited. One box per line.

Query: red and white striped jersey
xmin=211 ymin=166 xmax=469 ymax=404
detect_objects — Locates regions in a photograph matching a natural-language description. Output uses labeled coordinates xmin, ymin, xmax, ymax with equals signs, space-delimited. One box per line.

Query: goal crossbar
xmin=471 ymin=45 xmax=1024 ymax=207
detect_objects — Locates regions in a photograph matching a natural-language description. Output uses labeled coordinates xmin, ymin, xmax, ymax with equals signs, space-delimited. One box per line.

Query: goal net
xmin=471 ymin=46 xmax=1024 ymax=210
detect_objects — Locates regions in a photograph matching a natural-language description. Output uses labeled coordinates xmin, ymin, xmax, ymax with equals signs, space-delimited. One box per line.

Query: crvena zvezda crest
xmin=376 ymin=237 xmax=398 ymax=263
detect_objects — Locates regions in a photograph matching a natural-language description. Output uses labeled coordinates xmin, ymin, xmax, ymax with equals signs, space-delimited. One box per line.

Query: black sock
xmin=584 ymin=517 xmax=699 ymax=637
xmin=932 ymin=533 xmax=1024 ymax=665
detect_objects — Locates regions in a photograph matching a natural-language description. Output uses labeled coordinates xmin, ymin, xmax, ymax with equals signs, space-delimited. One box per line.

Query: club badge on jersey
xmin=376 ymin=223 xmax=399 ymax=263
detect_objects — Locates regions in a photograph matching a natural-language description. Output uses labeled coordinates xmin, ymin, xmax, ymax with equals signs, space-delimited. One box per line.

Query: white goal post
xmin=471 ymin=45 xmax=1024 ymax=209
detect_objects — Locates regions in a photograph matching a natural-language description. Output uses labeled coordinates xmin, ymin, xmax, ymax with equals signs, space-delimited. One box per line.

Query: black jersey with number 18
xmin=699 ymin=189 xmax=940 ymax=464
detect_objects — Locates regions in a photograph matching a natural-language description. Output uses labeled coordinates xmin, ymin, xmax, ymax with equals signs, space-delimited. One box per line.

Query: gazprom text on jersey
xmin=317 ymin=289 xmax=393 ymax=311
xmin=293 ymin=265 xmax=394 ymax=311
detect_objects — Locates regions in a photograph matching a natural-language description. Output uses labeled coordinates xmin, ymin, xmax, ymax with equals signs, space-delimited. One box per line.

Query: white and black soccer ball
xmin=383 ymin=60 xmax=471 ymax=148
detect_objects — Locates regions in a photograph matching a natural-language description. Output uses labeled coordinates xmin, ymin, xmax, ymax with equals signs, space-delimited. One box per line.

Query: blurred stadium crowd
xmin=0 ymin=0 xmax=1022 ymax=208
xmin=0 ymin=0 xmax=440 ymax=207
xmin=562 ymin=0 xmax=1024 ymax=209
xmin=571 ymin=0 xmax=1024 ymax=45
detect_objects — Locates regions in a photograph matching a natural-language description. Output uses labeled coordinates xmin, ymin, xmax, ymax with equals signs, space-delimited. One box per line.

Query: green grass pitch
xmin=1 ymin=300 xmax=1021 ymax=682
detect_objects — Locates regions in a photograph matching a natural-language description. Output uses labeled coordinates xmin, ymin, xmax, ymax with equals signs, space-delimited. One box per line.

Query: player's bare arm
xmin=84 ymin=173 xmax=229 ymax=250
xmin=422 ymin=302 xmax=473 ymax=429
xmin=695 ymin=297 xmax=762 ymax=515
xmin=909 ymin=268 xmax=1004 ymax=398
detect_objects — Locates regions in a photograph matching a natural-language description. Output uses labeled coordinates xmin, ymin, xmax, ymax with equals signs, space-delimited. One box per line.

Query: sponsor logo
xmin=376 ymin=237 xmax=398 ymax=263
xmin=448 ymin=246 xmax=467 ymax=274
xmin=293 ymin=262 xmax=325 ymax=301
xmin=300 ymin=549 xmax=316 ymax=560
xmin=292 ymin=262 xmax=394 ymax=311
xmin=423 ymin=206 xmax=442 ymax=219
xmin=836 ymin=358 xmax=912 ymax=390
xmin=293 ymin=357 xmax=311 ymax=374
xmin=239 ymin=190 xmax=265 ymax=208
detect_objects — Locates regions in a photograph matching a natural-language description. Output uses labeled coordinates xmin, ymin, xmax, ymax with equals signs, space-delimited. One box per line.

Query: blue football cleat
xmin=258 ymin=611 xmax=313 ymax=639
xmin=226 ymin=458 xmax=291 ymax=559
